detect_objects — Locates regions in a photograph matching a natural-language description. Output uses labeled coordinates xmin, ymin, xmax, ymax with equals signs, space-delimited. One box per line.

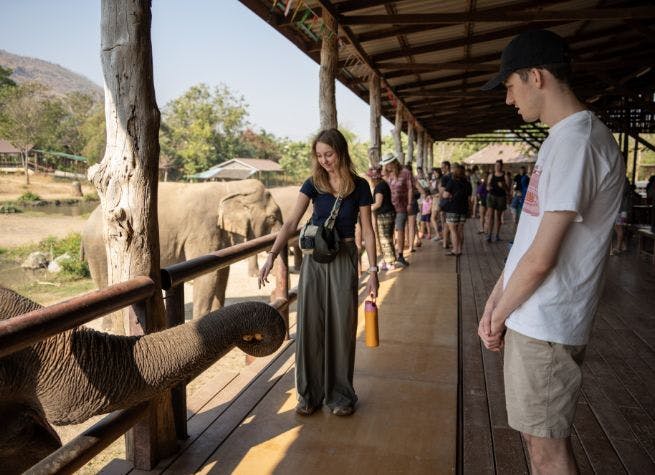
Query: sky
xmin=0 ymin=0 xmax=393 ymax=142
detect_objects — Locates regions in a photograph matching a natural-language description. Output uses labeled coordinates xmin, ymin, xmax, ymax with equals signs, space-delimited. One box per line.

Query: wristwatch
xmin=367 ymin=266 xmax=379 ymax=273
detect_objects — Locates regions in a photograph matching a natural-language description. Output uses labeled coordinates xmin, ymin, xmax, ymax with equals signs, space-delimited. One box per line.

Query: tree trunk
xmin=89 ymin=0 xmax=176 ymax=468
xmin=22 ymin=150 xmax=30 ymax=185
xmin=393 ymin=104 xmax=404 ymax=163
xmin=319 ymin=10 xmax=338 ymax=130
xmin=369 ymin=74 xmax=381 ymax=167
xmin=407 ymin=122 xmax=415 ymax=165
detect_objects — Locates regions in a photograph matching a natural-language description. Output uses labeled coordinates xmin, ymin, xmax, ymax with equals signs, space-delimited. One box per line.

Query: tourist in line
xmin=259 ymin=129 xmax=378 ymax=417
xmin=476 ymin=178 xmax=488 ymax=234
xmin=381 ymin=153 xmax=412 ymax=268
xmin=438 ymin=160 xmax=453 ymax=249
xmin=485 ymin=159 xmax=509 ymax=242
xmin=419 ymin=192 xmax=433 ymax=240
xmin=368 ymin=165 xmax=397 ymax=270
xmin=478 ymin=30 xmax=624 ymax=474
xmin=442 ymin=163 xmax=472 ymax=256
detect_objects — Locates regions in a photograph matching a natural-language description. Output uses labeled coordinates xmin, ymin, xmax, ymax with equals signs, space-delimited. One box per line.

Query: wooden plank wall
xmin=459 ymin=219 xmax=655 ymax=474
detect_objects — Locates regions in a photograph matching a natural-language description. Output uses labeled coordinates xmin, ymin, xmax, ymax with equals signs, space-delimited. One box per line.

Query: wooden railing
xmin=0 ymin=229 xmax=300 ymax=474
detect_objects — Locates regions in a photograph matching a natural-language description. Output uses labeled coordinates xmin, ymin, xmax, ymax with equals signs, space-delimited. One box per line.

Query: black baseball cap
xmin=481 ymin=29 xmax=571 ymax=91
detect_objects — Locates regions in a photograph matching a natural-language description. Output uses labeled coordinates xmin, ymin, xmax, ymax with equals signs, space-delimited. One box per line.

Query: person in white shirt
xmin=478 ymin=30 xmax=624 ymax=474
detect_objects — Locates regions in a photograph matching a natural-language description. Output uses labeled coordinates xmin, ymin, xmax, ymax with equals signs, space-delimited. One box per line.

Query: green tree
xmin=0 ymin=83 xmax=60 ymax=184
xmin=279 ymin=138 xmax=311 ymax=183
xmin=237 ymin=128 xmax=283 ymax=161
xmin=160 ymin=83 xmax=250 ymax=176
xmin=79 ymin=105 xmax=106 ymax=165
xmin=0 ymin=65 xmax=16 ymax=89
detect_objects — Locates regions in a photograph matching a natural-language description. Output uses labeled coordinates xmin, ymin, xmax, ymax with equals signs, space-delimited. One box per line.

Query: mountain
xmin=0 ymin=49 xmax=103 ymax=102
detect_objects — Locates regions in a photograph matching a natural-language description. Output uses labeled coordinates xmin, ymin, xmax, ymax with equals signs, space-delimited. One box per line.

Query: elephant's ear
xmin=217 ymin=192 xmax=251 ymax=239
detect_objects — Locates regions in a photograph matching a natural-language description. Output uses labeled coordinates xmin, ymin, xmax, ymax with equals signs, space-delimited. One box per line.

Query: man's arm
xmin=490 ymin=210 xmax=577 ymax=334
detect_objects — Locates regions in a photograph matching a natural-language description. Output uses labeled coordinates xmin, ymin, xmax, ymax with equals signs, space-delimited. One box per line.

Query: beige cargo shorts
xmin=503 ymin=328 xmax=586 ymax=438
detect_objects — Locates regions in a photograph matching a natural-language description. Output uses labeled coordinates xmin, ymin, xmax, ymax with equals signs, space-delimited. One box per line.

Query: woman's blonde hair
xmin=311 ymin=129 xmax=356 ymax=196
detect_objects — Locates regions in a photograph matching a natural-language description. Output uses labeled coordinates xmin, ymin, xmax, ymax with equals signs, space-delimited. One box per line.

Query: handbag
xmin=299 ymin=195 xmax=343 ymax=264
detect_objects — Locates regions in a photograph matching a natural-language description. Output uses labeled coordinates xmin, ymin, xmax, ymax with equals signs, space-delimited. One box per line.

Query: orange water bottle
xmin=364 ymin=299 xmax=379 ymax=347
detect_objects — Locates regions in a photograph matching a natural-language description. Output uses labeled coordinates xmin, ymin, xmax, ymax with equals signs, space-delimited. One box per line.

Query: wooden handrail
xmin=161 ymin=230 xmax=300 ymax=289
xmin=0 ymin=276 xmax=155 ymax=359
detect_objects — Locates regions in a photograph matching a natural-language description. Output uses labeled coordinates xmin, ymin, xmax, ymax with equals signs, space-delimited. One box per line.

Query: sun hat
xmin=481 ymin=29 xmax=571 ymax=91
xmin=380 ymin=152 xmax=399 ymax=166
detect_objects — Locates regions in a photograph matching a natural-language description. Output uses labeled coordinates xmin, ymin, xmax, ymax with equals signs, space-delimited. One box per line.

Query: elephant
xmin=0 ymin=285 xmax=285 ymax=474
xmin=82 ymin=179 xmax=283 ymax=332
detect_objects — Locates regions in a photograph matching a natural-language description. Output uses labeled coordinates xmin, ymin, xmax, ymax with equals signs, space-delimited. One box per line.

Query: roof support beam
xmin=340 ymin=8 xmax=655 ymax=25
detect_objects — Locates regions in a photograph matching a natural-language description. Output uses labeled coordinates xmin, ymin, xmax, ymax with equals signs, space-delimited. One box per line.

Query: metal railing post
xmin=165 ymin=285 xmax=188 ymax=440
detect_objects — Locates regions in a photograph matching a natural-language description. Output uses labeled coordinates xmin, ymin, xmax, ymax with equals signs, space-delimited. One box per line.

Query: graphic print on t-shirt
xmin=523 ymin=165 xmax=542 ymax=216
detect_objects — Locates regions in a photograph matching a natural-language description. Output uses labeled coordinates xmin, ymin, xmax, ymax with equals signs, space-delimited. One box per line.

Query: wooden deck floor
xmin=460 ymin=218 xmax=655 ymax=474
xmin=104 ymin=241 xmax=459 ymax=474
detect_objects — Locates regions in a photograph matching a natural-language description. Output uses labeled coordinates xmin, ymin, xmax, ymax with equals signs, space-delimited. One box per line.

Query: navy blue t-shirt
xmin=300 ymin=175 xmax=373 ymax=238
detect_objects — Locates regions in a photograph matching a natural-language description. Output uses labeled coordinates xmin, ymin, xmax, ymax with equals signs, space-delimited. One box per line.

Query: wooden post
xmin=92 ymin=0 xmax=176 ymax=468
xmin=407 ymin=121 xmax=415 ymax=165
xmin=416 ymin=128 xmax=424 ymax=171
xmin=319 ymin=9 xmax=338 ymax=130
xmin=165 ymin=285 xmax=188 ymax=440
xmin=428 ymin=138 xmax=434 ymax=171
xmin=369 ymin=73 xmax=381 ymax=167
xmin=393 ymin=104 xmax=405 ymax=163
xmin=632 ymin=132 xmax=639 ymax=184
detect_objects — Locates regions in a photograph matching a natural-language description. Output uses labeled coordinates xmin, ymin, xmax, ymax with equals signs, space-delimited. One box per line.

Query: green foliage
xmin=0 ymin=204 xmax=22 ymax=213
xmin=18 ymin=191 xmax=41 ymax=202
xmin=160 ymin=83 xmax=250 ymax=176
xmin=79 ymin=106 xmax=106 ymax=164
xmin=279 ymin=138 xmax=312 ymax=183
xmin=58 ymin=256 xmax=90 ymax=279
xmin=0 ymin=65 xmax=16 ymax=89
xmin=82 ymin=191 xmax=99 ymax=202
xmin=237 ymin=128 xmax=283 ymax=161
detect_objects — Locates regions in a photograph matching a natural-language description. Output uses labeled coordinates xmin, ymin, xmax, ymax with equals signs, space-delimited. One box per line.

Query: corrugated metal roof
xmin=240 ymin=0 xmax=655 ymax=141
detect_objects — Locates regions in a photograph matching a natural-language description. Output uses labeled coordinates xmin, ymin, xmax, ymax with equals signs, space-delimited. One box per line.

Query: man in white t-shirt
xmin=478 ymin=30 xmax=624 ymax=474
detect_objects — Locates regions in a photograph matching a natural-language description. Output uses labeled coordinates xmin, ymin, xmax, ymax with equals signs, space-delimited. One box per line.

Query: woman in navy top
xmin=259 ymin=129 xmax=378 ymax=417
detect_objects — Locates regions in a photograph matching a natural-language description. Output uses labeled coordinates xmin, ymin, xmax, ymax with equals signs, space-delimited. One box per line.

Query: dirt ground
xmin=0 ymin=213 xmax=89 ymax=247
xmin=0 ymin=173 xmax=95 ymax=201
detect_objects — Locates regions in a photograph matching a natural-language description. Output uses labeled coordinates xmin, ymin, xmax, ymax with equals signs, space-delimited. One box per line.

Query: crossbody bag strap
xmin=324 ymin=194 xmax=343 ymax=230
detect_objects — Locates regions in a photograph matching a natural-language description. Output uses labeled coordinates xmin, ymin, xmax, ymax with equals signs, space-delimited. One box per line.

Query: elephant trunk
xmin=35 ymin=301 xmax=286 ymax=425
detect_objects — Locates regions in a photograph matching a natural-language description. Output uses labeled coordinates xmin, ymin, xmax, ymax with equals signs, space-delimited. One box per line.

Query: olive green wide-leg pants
xmin=296 ymin=242 xmax=359 ymax=410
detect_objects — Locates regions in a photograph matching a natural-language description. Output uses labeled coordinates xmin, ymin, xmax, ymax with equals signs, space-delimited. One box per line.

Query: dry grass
xmin=0 ymin=173 xmax=95 ymax=201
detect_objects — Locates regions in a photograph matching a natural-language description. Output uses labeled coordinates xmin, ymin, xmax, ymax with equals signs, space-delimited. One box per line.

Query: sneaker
xmin=332 ymin=406 xmax=354 ymax=416
xmin=380 ymin=263 xmax=389 ymax=271
xmin=494 ymin=235 xmax=502 ymax=242
xmin=394 ymin=258 xmax=409 ymax=269
xmin=486 ymin=235 xmax=492 ymax=243
xmin=397 ymin=255 xmax=410 ymax=266
xmin=431 ymin=236 xmax=442 ymax=242
xmin=295 ymin=403 xmax=317 ymax=416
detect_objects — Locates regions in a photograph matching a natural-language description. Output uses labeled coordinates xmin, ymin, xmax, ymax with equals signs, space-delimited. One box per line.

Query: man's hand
xmin=478 ymin=304 xmax=505 ymax=352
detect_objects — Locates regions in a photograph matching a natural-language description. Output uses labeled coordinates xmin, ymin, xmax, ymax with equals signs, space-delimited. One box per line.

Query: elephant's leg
xmin=191 ymin=267 xmax=230 ymax=318
xmin=248 ymin=255 xmax=259 ymax=277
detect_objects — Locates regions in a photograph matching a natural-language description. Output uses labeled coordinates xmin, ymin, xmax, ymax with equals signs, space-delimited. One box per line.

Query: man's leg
xmin=522 ymin=433 xmax=578 ymax=475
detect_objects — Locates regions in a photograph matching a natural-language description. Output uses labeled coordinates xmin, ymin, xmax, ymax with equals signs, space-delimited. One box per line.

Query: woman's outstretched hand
xmin=258 ymin=253 xmax=275 ymax=289
xmin=365 ymin=272 xmax=379 ymax=299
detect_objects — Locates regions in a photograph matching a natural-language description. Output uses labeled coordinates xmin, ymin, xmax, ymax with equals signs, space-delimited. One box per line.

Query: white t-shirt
xmin=503 ymin=110 xmax=625 ymax=345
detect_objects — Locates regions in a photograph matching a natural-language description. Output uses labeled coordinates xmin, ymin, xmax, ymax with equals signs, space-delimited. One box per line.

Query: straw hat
xmin=380 ymin=152 xmax=399 ymax=166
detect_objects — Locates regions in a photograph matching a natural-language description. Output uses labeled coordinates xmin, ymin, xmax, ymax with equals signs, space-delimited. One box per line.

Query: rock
xmin=47 ymin=260 xmax=62 ymax=273
xmin=21 ymin=252 xmax=49 ymax=269
xmin=48 ymin=253 xmax=73 ymax=273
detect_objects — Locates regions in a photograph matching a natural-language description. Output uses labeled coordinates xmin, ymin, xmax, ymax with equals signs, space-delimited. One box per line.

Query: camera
xmin=300 ymin=235 xmax=315 ymax=250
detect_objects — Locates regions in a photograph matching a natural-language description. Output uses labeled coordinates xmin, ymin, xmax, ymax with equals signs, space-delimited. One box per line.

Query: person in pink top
xmin=419 ymin=193 xmax=433 ymax=240
xmin=381 ymin=152 xmax=412 ymax=268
